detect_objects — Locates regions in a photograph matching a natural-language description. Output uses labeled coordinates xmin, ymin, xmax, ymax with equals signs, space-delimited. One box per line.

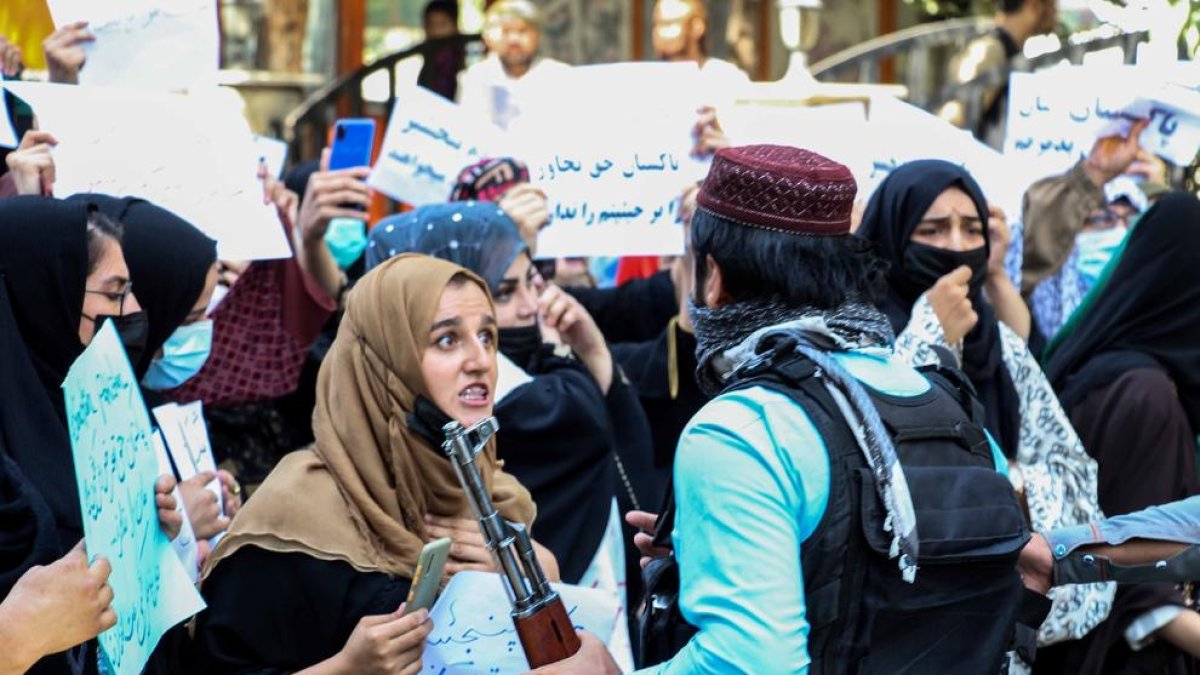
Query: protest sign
xmin=1004 ymin=65 xmax=1200 ymax=182
xmin=859 ymin=96 xmax=1022 ymax=218
xmin=5 ymin=82 xmax=291 ymax=261
xmin=424 ymin=571 xmax=628 ymax=675
xmin=510 ymin=62 xmax=707 ymax=258
xmin=254 ymin=135 xmax=289 ymax=180
xmin=0 ymin=81 xmax=16 ymax=148
xmin=153 ymin=401 xmax=222 ymax=516
xmin=1095 ymin=84 xmax=1200 ymax=166
xmin=722 ymin=100 xmax=868 ymax=154
xmin=369 ymin=85 xmax=504 ymax=206
xmin=45 ymin=0 xmax=219 ymax=91
xmin=62 ymin=321 xmax=205 ymax=675
xmin=151 ymin=431 xmax=199 ymax=584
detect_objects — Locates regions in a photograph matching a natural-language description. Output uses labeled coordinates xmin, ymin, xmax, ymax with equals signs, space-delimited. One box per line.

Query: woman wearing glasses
xmin=0 ymin=196 xmax=182 ymax=675
xmin=1029 ymin=193 xmax=1140 ymax=345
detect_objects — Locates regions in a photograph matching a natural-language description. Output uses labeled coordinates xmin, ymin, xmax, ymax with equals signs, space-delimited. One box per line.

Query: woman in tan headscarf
xmin=194 ymin=254 xmax=538 ymax=675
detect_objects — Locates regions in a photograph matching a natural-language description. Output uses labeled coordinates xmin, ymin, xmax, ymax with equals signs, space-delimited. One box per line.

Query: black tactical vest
xmin=640 ymin=344 xmax=1031 ymax=674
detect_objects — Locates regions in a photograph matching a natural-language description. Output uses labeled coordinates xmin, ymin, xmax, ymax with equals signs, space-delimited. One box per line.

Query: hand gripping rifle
xmin=442 ymin=418 xmax=582 ymax=667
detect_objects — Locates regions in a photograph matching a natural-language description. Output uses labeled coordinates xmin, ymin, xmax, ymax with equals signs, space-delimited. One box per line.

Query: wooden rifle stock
xmin=515 ymin=593 xmax=582 ymax=668
xmin=442 ymin=418 xmax=581 ymax=668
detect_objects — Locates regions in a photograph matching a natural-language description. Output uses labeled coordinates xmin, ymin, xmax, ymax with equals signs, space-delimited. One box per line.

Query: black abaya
xmin=0 ymin=197 xmax=90 ymax=551
xmin=611 ymin=320 xmax=706 ymax=480
xmin=194 ymin=546 xmax=412 ymax=673
xmin=495 ymin=347 xmax=657 ymax=586
xmin=1038 ymin=193 xmax=1200 ymax=674
xmin=0 ymin=198 xmax=94 ymax=674
xmin=1033 ymin=369 xmax=1199 ymax=675
xmin=856 ymin=160 xmax=1022 ymax=459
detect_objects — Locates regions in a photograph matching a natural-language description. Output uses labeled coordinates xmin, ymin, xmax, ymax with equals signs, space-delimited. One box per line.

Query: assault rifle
xmin=442 ymin=418 xmax=581 ymax=667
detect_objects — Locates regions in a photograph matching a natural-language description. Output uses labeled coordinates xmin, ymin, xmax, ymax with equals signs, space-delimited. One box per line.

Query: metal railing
xmin=811 ymin=16 xmax=997 ymax=91
xmin=283 ymin=22 xmax=1149 ymax=165
xmin=283 ymin=33 xmax=482 ymax=162
xmin=811 ymin=19 xmax=1148 ymax=132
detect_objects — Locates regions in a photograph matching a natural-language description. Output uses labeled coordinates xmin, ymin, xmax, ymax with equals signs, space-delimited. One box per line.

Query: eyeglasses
xmin=85 ymin=283 xmax=134 ymax=317
xmin=1083 ymin=209 xmax=1129 ymax=228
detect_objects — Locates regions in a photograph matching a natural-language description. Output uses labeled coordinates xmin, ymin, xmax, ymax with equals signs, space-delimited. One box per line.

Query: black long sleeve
xmin=494 ymin=352 xmax=614 ymax=584
xmin=566 ymin=271 xmax=677 ymax=345
xmin=194 ymin=547 xmax=411 ymax=674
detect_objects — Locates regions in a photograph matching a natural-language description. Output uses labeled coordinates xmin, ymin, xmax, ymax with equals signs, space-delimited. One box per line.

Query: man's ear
xmin=703 ymin=254 xmax=731 ymax=308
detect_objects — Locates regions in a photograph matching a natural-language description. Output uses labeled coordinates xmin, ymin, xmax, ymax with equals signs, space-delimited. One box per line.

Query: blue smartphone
xmin=328 ymin=119 xmax=376 ymax=220
xmin=329 ymin=118 xmax=376 ymax=171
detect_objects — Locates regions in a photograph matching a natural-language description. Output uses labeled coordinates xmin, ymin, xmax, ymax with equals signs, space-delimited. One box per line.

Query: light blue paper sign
xmin=62 ymin=321 xmax=206 ymax=675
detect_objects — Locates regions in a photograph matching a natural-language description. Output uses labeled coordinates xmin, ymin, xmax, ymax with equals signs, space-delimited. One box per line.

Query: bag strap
xmin=917 ymin=359 xmax=989 ymax=432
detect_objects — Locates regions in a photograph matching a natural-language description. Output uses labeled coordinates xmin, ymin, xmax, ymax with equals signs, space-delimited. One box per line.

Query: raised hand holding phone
xmin=323 ymin=119 xmax=377 ymax=269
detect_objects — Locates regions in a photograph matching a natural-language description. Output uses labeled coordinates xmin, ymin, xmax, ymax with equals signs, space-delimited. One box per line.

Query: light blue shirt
xmin=637 ymin=349 xmax=1005 ymax=675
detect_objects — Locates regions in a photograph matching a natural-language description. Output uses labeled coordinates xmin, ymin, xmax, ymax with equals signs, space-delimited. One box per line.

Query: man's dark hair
xmin=691 ymin=207 xmax=887 ymax=309
xmin=85 ymin=210 xmax=124 ymax=275
xmin=997 ymin=0 xmax=1028 ymax=13
xmin=424 ymin=0 xmax=459 ymax=23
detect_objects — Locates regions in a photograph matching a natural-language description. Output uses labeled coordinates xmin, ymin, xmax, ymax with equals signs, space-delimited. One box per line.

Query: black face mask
xmin=901 ymin=242 xmax=988 ymax=296
xmin=498 ymin=324 xmax=542 ymax=369
xmin=93 ymin=312 xmax=150 ymax=369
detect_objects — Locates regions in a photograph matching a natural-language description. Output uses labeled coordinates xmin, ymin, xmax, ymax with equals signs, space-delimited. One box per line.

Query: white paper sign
xmin=722 ymin=100 xmax=869 ymax=152
xmin=5 ymin=82 xmax=291 ymax=261
xmin=152 ymin=401 xmax=222 ymax=514
xmin=424 ymin=571 xmax=627 ymax=675
xmin=46 ymin=0 xmax=219 ymax=92
xmin=152 ymin=431 xmax=199 ymax=583
xmin=369 ymin=85 xmax=504 ymax=206
xmin=1095 ymin=85 xmax=1200 ymax=165
xmin=254 ymin=135 xmax=289 ymax=180
xmin=0 ymin=81 xmax=16 ymax=148
xmin=1003 ymin=65 xmax=1200 ymax=184
xmin=495 ymin=353 xmax=533 ymax=403
xmin=859 ymin=97 xmax=1022 ymax=218
xmin=511 ymin=63 xmax=708 ymax=259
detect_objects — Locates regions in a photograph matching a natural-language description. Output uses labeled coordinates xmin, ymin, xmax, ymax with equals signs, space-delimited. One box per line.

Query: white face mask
xmin=141 ymin=320 xmax=214 ymax=390
xmin=1073 ymin=226 xmax=1128 ymax=285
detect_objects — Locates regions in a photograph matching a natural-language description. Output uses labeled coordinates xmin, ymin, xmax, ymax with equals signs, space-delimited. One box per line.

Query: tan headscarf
xmin=203 ymin=254 xmax=535 ymax=579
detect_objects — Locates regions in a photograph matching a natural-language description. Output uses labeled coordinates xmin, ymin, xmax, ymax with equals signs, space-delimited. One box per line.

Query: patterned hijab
xmin=449 ymin=157 xmax=530 ymax=202
xmin=365 ymin=202 xmax=527 ymax=294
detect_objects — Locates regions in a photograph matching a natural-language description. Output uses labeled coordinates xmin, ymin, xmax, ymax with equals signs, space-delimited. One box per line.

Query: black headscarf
xmin=1045 ymin=192 xmax=1200 ymax=432
xmin=857 ymin=159 xmax=1020 ymax=458
xmin=70 ymin=195 xmax=218 ymax=378
xmin=0 ymin=449 xmax=58 ymax=597
xmin=0 ymin=196 xmax=90 ymax=541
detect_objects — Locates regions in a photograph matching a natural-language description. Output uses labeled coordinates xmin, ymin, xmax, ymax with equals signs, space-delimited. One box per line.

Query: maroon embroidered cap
xmin=696 ymin=144 xmax=857 ymax=236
